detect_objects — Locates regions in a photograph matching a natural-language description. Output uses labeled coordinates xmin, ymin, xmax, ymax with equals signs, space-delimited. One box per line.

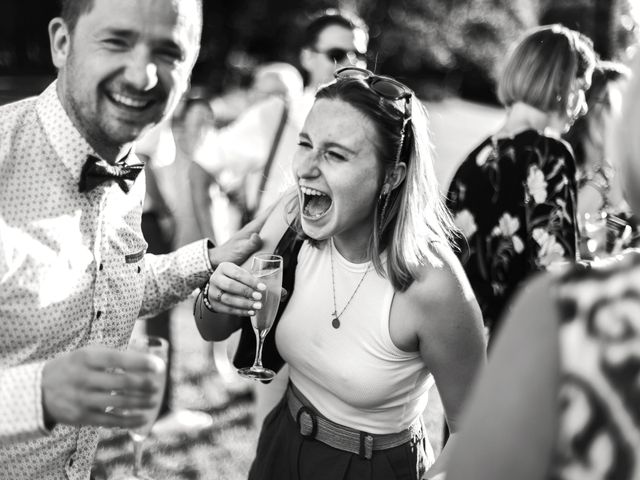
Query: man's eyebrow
xmin=100 ymin=27 xmax=136 ymax=38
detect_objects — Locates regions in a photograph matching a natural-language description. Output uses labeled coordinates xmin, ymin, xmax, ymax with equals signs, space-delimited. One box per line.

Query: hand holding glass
xmin=113 ymin=335 xmax=168 ymax=480
xmin=238 ymin=254 xmax=283 ymax=381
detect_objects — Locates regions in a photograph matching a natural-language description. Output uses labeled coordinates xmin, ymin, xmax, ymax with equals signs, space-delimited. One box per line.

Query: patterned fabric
xmin=446 ymin=129 xmax=578 ymax=334
xmin=551 ymin=251 xmax=640 ymax=480
xmin=0 ymin=82 xmax=213 ymax=480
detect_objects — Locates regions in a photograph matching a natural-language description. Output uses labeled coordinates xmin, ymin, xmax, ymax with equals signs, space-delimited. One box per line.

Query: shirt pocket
xmin=107 ymin=232 xmax=148 ymax=326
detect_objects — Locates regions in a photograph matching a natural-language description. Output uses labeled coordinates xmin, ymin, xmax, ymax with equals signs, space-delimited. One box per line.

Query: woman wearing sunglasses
xmin=195 ymin=67 xmax=486 ymax=480
xmin=446 ymin=25 xmax=597 ymax=342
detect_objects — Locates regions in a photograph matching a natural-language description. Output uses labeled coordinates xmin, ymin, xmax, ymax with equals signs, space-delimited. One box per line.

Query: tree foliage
xmin=0 ymin=0 xmax=637 ymax=102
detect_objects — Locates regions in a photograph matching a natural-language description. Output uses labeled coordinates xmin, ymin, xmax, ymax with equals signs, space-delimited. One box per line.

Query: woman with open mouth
xmin=195 ymin=67 xmax=486 ymax=480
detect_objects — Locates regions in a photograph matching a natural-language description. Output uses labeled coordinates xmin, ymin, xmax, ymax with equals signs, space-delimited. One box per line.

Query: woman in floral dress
xmin=447 ymin=25 xmax=596 ymax=338
xmin=444 ymin=51 xmax=640 ymax=480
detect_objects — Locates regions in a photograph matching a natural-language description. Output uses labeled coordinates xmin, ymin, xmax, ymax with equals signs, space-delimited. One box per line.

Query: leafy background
xmin=0 ymin=0 xmax=637 ymax=103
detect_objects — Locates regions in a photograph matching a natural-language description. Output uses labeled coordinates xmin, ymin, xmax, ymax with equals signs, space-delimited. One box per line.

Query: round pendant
xmin=331 ymin=317 xmax=340 ymax=329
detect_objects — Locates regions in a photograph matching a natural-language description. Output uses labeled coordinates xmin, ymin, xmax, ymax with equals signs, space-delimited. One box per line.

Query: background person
xmin=446 ymin=24 xmax=597 ymax=340
xmin=195 ymin=68 xmax=486 ymax=480
xmin=444 ymin=51 xmax=640 ymax=480
xmin=0 ymin=0 xmax=263 ymax=478
xmin=189 ymin=63 xmax=303 ymax=245
xmin=564 ymin=60 xmax=636 ymax=257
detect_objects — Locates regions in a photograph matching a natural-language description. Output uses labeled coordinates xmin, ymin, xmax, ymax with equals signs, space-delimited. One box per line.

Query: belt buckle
xmin=296 ymin=406 xmax=317 ymax=438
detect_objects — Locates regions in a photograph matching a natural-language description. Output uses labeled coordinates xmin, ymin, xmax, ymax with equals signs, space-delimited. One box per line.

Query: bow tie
xmin=78 ymin=154 xmax=145 ymax=193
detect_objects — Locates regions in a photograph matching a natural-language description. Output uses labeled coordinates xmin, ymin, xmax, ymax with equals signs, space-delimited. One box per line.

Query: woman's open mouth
xmin=300 ymin=185 xmax=332 ymax=220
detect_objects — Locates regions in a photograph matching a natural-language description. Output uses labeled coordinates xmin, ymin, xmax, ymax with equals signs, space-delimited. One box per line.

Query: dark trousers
xmin=250 ymin=396 xmax=430 ymax=480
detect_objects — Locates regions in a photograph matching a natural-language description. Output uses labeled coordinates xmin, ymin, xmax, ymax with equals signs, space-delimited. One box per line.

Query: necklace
xmin=329 ymin=241 xmax=370 ymax=329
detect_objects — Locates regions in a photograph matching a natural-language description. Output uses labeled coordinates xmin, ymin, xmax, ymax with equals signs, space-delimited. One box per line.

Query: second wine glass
xmin=113 ymin=335 xmax=168 ymax=480
xmin=237 ymin=253 xmax=283 ymax=381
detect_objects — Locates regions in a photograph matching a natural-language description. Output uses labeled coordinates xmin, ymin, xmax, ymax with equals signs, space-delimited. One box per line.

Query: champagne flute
xmin=114 ymin=335 xmax=168 ymax=480
xmin=579 ymin=211 xmax=608 ymax=261
xmin=238 ymin=253 xmax=283 ymax=381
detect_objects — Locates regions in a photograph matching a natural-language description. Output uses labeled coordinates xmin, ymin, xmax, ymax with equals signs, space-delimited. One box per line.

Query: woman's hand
xmin=205 ymin=262 xmax=266 ymax=317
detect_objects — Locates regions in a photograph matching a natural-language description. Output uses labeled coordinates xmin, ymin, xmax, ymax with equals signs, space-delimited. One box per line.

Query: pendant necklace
xmin=329 ymin=240 xmax=371 ymax=329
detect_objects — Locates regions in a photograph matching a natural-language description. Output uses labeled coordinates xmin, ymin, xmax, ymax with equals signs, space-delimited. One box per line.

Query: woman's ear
xmin=386 ymin=162 xmax=407 ymax=191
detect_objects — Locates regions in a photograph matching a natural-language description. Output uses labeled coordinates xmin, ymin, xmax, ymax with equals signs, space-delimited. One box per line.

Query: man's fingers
xmin=240 ymin=203 xmax=275 ymax=235
xmin=90 ymin=410 xmax=150 ymax=429
xmin=80 ymin=369 xmax=164 ymax=395
xmin=82 ymin=348 xmax=165 ymax=374
xmin=84 ymin=390 xmax=158 ymax=411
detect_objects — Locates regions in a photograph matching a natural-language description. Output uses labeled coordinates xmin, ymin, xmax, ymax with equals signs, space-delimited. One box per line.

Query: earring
xmin=377 ymin=184 xmax=391 ymax=240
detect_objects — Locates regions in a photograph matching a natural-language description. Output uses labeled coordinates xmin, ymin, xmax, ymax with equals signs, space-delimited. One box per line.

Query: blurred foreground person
xmin=564 ymin=60 xmax=636 ymax=258
xmin=195 ymin=68 xmax=486 ymax=480
xmin=0 ymin=0 xmax=264 ymax=477
xmin=445 ymin=53 xmax=640 ymax=480
xmin=447 ymin=25 xmax=596 ymax=339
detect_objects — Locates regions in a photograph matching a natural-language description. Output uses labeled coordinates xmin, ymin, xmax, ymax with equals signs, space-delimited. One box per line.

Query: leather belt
xmin=286 ymin=384 xmax=423 ymax=460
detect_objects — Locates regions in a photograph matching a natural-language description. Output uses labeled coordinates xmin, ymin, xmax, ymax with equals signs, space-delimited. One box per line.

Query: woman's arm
xmin=407 ymin=246 xmax=486 ymax=478
xmin=194 ymin=194 xmax=293 ymax=341
xmin=415 ymin=246 xmax=487 ymax=433
xmin=444 ymin=273 xmax=560 ymax=480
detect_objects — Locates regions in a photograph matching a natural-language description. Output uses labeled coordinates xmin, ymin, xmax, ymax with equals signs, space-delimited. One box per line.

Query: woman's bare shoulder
xmin=408 ymin=242 xmax=475 ymax=308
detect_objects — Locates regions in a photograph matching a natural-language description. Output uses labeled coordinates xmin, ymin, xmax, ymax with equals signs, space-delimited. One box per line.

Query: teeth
xmin=300 ymin=186 xmax=326 ymax=196
xmin=111 ymin=93 xmax=148 ymax=108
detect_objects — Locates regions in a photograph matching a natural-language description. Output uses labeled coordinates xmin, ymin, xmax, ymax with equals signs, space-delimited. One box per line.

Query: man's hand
xmin=41 ymin=346 xmax=165 ymax=430
xmin=208 ymin=207 xmax=272 ymax=268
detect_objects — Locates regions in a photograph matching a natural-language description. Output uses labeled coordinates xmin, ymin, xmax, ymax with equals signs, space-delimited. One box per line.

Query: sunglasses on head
xmin=313 ymin=47 xmax=366 ymax=65
xmin=334 ymin=66 xmax=413 ymax=122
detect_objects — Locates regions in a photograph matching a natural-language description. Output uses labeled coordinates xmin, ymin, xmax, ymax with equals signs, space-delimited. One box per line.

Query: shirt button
xmin=99 ymin=263 xmax=104 ymax=271
xmin=67 ymin=456 xmax=74 ymax=467
xmin=137 ymin=266 xmax=141 ymax=273
xmin=96 ymin=311 xmax=102 ymax=319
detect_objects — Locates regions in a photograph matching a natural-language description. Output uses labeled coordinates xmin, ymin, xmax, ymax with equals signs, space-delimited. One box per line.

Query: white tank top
xmin=276 ymin=239 xmax=434 ymax=434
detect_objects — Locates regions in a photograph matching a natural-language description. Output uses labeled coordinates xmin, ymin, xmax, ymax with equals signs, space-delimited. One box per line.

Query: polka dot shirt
xmin=0 ymin=82 xmax=213 ymax=479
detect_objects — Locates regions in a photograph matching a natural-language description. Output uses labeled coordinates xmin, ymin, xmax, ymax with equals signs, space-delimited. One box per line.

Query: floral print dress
xmin=447 ymin=129 xmax=578 ymax=335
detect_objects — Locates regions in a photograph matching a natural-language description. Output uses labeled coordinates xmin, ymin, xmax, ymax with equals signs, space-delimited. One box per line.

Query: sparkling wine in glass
xmin=238 ymin=253 xmax=283 ymax=381
xmin=579 ymin=211 xmax=608 ymax=261
xmin=114 ymin=335 xmax=168 ymax=480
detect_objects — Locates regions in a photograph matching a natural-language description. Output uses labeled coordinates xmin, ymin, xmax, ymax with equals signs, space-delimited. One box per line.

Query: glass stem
xmin=132 ymin=437 xmax=144 ymax=477
xmin=252 ymin=328 xmax=265 ymax=370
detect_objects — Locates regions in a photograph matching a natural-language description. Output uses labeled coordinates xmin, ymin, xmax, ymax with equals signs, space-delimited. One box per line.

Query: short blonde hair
xmin=498 ymin=24 xmax=596 ymax=114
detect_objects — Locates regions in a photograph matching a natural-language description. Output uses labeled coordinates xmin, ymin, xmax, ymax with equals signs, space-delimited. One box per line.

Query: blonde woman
xmin=195 ymin=68 xmax=486 ymax=480
xmin=447 ymin=25 xmax=597 ymax=339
